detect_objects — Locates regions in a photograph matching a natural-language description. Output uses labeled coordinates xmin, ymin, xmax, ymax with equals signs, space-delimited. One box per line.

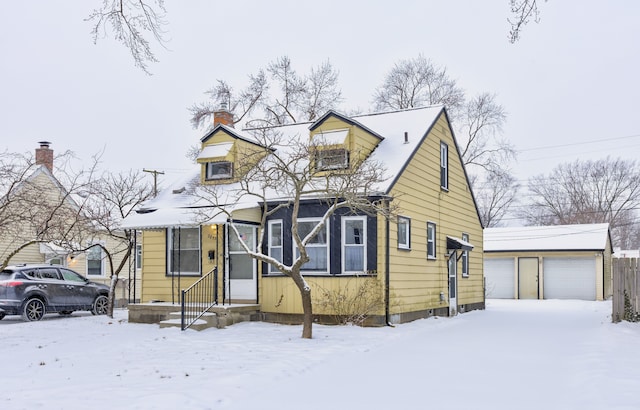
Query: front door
xmin=448 ymin=252 xmax=457 ymax=316
xmin=226 ymin=224 xmax=257 ymax=302
xmin=518 ymin=257 xmax=539 ymax=299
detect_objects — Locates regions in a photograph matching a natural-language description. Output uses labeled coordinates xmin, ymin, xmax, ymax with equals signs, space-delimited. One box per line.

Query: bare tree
xmin=372 ymin=55 xmax=465 ymax=118
xmin=472 ymin=171 xmax=520 ymax=228
xmin=87 ymin=0 xmax=168 ymax=75
xmin=458 ymin=93 xmax=514 ymax=173
xmin=508 ymin=0 xmax=544 ymax=43
xmin=65 ymin=170 xmax=152 ymax=317
xmin=193 ymin=129 xmax=392 ymax=339
xmin=521 ymin=157 xmax=640 ymax=248
xmin=189 ymin=56 xmax=343 ymax=130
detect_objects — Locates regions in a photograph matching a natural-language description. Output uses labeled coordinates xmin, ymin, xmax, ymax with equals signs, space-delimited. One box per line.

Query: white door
xmin=226 ymin=224 xmax=257 ymax=302
xmin=543 ymin=257 xmax=596 ymax=300
xmin=448 ymin=253 xmax=457 ymax=316
xmin=484 ymin=258 xmax=515 ymax=299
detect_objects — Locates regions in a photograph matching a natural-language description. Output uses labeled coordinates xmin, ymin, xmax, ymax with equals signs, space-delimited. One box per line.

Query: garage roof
xmin=484 ymin=223 xmax=610 ymax=252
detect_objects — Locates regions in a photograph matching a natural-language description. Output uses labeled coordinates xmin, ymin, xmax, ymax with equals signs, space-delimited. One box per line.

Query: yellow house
xmin=0 ymin=143 xmax=139 ymax=304
xmin=124 ymin=106 xmax=485 ymax=326
xmin=484 ymin=224 xmax=613 ymax=301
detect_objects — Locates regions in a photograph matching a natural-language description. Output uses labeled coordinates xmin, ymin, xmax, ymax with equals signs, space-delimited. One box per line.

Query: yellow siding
xmin=385 ymin=113 xmax=484 ymax=315
xmin=260 ymin=275 xmax=385 ymax=316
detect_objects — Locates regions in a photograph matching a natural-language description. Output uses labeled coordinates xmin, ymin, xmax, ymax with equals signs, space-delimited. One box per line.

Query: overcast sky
xmin=1 ymin=1 xmax=639 ymax=190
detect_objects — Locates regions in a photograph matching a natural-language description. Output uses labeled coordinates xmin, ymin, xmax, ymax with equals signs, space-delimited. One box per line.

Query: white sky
xmin=1 ymin=1 xmax=639 ymax=190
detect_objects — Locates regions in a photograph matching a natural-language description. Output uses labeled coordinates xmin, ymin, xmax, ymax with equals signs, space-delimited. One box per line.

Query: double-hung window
xmin=461 ymin=233 xmax=469 ymax=277
xmin=135 ymin=243 xmax=142 ymax=270
xmin=440 ymin=141 xmax=448 ymax=190
xmin=268 ymin=220 xmax=283 ymax=274
xmin=342 ymin=216 xmax=367 ymax=273
xmin=167 ymin=227 xmax=201 ymax=276
xmin=427 ymin=222 xmax=436 ymax=259
xmin=315 ymin=148 xmax=349 ymax=171
xmin=295 ymin=218 xmax=329 ymax=273
xmin=87 ymin=244 xmax=104 ymax=276
xmin=398 ymin=216 xmax=411 ymax=250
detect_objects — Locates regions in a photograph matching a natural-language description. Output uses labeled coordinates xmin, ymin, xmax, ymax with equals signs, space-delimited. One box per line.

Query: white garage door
xmin=484 ymin=258 xmax=515 ymax=299
xmin=543 ymin=257 xmax=596 ymax=300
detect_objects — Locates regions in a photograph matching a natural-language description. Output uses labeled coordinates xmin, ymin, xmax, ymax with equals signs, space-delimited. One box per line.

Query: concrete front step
xmin=160 ymin=312 xmax=219 ymax=331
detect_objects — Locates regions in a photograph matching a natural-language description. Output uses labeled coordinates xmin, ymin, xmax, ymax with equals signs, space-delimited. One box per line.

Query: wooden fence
xmin=612 ymin=257 xmax=640 ymax=322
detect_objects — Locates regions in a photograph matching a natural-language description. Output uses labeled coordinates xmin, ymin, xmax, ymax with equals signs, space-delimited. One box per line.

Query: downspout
xmin=384 ymin=198 xmax=393 ymax=327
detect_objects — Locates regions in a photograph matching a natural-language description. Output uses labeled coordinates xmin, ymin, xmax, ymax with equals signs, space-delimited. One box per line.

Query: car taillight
xmin=0 ymin=281 xmax=23 ymax=287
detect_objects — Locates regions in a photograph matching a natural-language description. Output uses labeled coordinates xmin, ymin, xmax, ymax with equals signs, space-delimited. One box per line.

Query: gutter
xmin=384 ymin=197 xmax=393 ymax=327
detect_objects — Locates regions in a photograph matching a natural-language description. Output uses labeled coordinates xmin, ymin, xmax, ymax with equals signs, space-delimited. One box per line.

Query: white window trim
xmin=268 ymin=219 xmax=283 ymax=274
xmin=86 ymin=242 xmax=106 ymax=277
xmin=135 ymin=243 xmax=142 ymax=271
xmin=316 ymin=148 xmax=349 ymax=171
xmin=398 ymin=216 xmax=411 ymax=250
xmin=427 ymin=222 xmax=437 ymax=260
xmin=440 ymin=141 xmax=448 ymax=190
xmin=461 ymin=233 xmax=470 ymax=278
xmin=294 ymin=217 xmax=330 ymax=274
xmin=167 ymin=226 xmax=201 ymax=276
xmin=341 ymin=216 xmax=367 ymax=274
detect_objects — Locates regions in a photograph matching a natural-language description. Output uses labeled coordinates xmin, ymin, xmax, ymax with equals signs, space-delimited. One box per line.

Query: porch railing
xmin=181 ymin=267 xmax=218 ymax=330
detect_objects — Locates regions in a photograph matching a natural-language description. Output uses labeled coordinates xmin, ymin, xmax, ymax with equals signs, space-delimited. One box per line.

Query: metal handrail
xmin=181 ymin=267 xmax=218 ymax=330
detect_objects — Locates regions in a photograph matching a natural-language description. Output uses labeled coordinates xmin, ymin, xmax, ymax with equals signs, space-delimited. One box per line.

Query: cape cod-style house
xmin=123 ymin=105 xmax=485 ymax=327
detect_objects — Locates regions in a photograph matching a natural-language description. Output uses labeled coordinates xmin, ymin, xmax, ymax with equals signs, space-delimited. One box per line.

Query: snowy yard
xmin=2 ymin=300 xmax=639 ymax=410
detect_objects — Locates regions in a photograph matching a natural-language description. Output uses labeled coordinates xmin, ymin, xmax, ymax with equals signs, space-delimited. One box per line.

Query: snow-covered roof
xmin=197 ymin=142 xmax=233 ymax=160
xmin=123 ymin=106 xmax=446 ymax=229
xmin=484 ymin=223 xmax=611 ymax=252
xmin=613 ymin=249 xmax=639 ymax=258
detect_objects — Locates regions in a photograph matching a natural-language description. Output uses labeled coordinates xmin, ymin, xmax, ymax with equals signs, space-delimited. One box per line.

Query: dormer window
xmin=206 ymin=161 xmax=233 ymax=180
xmin=316 ymin=148 xmax=349 ymax=171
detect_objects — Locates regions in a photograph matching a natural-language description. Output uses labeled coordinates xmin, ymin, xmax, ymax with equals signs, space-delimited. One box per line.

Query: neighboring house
xmin=484 ymin=223 xmax=613 ymax=301
xmin=0 ymin=142 xmax=139 ymax=303
xmin=613 ymin=249 xmax=639 ymax=259
xmin=123 ymin=105 xmax=485 ymax=324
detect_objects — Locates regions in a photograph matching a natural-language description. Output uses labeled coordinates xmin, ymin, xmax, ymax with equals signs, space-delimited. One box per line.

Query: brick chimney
xmin=213 ymin=102 xmax=234 ymax=128
xmin=35 ymin=141 xmax=53 ymax=173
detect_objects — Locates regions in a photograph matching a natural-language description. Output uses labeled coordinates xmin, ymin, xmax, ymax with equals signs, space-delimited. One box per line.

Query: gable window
xmin=316 ymin=148 xmax=349 ymax=171
xmin=398 ymin=216 xmax=411 ymax=250
xmin=440 ymin=141 xmax=448 ymax=190
xmin=461 ymin=233 xmax=469 ymax=277
xmin=268 ymin=220 xmax=283 ymax=274
xmin=342 ymin=216 xmax=367 ymax=273
xmin=206 ymin=161 xmax=233 ymax=180
xmin=87 ymin=244 xmax=104 ymax=276
xmin=295 ymin=218 xmax=329 ymax=273
xmin=427 ymin=222 xmax=436 ymax=259
xmin=168 ymin=227 xmax=201 ymax=276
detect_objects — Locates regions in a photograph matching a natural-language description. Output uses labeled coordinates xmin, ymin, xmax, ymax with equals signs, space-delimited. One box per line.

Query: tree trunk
xmin=300 ymin=286 xmax=313 ymax=339
xmin=291 ymin=269 xmax=313 ymax=339
xmin=107 ymin=275 xmax=119 ymax=318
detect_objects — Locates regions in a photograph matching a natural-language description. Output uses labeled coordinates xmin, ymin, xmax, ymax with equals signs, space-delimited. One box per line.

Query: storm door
xmin=226 ymin=224 xmax=257 ymax=302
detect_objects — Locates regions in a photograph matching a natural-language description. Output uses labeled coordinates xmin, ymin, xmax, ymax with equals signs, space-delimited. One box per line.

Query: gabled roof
xmin=200 ymin=123 xmax=266 ymax=148
xmin=123 ymin=106 xmax=456 ymax=229
xmin=484 ymin=223 xmax=611 ymax=252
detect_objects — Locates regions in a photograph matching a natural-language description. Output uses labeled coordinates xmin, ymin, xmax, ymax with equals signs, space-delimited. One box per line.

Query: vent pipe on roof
xmin=404 ymin=132 xmax=409 ymax=144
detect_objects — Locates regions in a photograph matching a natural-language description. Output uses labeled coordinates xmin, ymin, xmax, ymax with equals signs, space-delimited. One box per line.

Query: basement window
xmin=206 ymin=161 xmax=233 ymax=180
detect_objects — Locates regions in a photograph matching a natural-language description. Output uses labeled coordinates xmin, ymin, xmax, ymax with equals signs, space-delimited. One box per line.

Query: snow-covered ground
xmin=2 ymin=300 xmax=639 ymax=410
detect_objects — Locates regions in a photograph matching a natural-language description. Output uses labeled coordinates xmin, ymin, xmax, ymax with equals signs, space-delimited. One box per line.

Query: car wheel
xmin=92 ymin=295 xmax=108 ymax=315
xmin=59 ymin=311 xmax=73 ymax=316
xmin=22 ymin=298 xmax=46 ymax=321
xmin=0 ymin=313 xmax=5 ymax=320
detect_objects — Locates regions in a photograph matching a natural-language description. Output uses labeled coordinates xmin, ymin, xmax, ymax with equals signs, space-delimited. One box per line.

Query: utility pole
xmin=143 ymin=169 xmax=164 ymax=197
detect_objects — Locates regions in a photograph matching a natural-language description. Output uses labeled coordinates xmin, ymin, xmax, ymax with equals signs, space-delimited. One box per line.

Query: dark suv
xmin=0 ymin=264 xmax=109 ymax=321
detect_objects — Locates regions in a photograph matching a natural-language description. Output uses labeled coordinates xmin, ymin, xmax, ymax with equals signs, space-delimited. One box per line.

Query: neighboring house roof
xmin=123 ymin=106 xmax=451 ymax=229
xmin=484 ymin=223 xmax=611 ymax=252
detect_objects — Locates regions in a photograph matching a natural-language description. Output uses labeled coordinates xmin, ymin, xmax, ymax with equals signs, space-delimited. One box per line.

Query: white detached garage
xmin=484 ymin=224 xmax=612 ymax=301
